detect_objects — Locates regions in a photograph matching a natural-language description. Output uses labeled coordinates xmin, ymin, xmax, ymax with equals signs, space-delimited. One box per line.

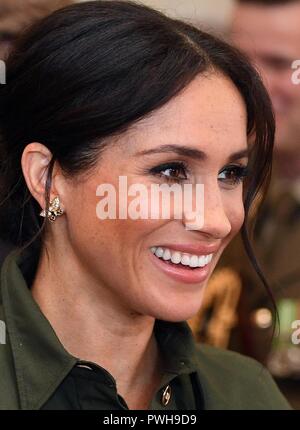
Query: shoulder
xmin=194 ymin=344 xmax=292 ymax=410
xmin=0 ymin=257 xmax=20 ymax=409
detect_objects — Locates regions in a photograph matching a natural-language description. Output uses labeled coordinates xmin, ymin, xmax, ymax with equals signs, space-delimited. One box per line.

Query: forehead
xmin=118 ymin=72 xmax=248 ymax=156
xmin=231 ymin=3 xmax=300 ymax=58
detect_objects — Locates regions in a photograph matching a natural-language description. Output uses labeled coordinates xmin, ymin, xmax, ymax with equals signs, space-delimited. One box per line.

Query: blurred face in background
xmin=0 ymin=0 xmax=73 ymax=59
xmin=231 ymin=1 xmax=300 ymax=157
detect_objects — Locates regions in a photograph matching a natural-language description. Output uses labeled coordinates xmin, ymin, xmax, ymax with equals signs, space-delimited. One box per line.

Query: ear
xmin=21 ymin=142 xmax=61 ymax=211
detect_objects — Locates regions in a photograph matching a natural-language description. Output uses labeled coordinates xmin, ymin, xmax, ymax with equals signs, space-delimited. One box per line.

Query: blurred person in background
xmin=0 ymin=0 xmax=73 ymax=59
xmin=218 ymin=0 xmax=300 ymax=408
xmin=0 ymin=0 xmax=74 ymax=265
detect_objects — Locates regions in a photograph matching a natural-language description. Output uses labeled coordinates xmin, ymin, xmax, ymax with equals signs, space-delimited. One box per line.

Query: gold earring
xmin=40 ymin=196 xmax=64 ymax=222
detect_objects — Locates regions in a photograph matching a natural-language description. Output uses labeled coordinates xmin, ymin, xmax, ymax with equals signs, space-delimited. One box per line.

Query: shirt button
xmin=161 ymin=385 xmax=172 ymax=406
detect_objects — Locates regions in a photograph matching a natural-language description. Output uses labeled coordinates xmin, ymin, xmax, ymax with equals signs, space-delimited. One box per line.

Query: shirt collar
xmin=1 ymin=250 xmax=77 ymax=409
xmin=1 ymin=249 xmax=200 ymax=409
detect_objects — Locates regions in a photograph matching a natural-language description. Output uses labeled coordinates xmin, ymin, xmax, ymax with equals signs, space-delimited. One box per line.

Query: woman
xmin=0 ymin=1 xmax=291 ymax=410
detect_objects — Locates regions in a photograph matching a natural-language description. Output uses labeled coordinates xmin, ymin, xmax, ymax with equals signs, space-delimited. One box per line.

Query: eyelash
xmin=148 ymin=162 xmax=189 ymax=183
xmin=218 ymin=164 xmax=249 ymax=186
xmin=148 ymin=162 xmax=249 ymax=186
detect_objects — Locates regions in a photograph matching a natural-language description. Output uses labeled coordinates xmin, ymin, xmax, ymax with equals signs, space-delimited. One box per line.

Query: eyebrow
xmin=135 ymin=144 xmax=249 ymax=163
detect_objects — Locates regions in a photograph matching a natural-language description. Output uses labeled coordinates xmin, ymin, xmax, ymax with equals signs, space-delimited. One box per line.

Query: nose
xmin=183 ymin=181 xmax=232 ymax=239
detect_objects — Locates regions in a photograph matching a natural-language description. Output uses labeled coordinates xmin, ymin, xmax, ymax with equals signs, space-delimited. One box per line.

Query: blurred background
xmin=0 ymin=0 xmax=299 ymax=409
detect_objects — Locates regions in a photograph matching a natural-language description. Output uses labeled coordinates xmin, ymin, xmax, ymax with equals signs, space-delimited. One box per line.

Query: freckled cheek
xmin=69 ymin=186 xmax=153 ymax=247
xmin=66 ymin=201 xmax=101 ymax=252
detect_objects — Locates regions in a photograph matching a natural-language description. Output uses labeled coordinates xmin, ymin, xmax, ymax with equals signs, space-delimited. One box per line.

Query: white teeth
xmin=150 ymin=246 xmax=213 ymax=269
xmin=171 ymin=252 xmax=181 ymax=265
xmin=198 ymin=256 xmax=206 ymax=267
xmin=181 ymin=254 xmax=190 ymax=266
xmin=155 ymin=247 xmax=164 ymax=258
xmin=162 ymin=249 xmax=171 ymax=261
xmin=190 ymin=255 xmax=199 ymax=268
xmin=204 ymin=254 xmax=213 ymax=265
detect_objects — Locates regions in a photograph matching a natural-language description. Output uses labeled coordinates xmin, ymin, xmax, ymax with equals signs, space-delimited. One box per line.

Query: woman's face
xmin=59 ymin=72 xmax=248 ymax=322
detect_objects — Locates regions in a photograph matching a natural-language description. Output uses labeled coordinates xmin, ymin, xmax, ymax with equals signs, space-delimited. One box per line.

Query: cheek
xmin=65 ymin=184 xmax=157 ymax=271
xmin=225 ymin=195 xmax=245 ymax=238
xmin=214 ymin=199 xmax=244 ymax=265
xmin=230 ymin=206 xmax=245 ymax=234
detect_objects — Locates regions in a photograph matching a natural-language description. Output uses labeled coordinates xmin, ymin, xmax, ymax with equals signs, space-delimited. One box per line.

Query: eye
xmin=218 ymin=165 xmax=249 ymax=188
xmin=149 ymin=162 xmax=189 ymax=183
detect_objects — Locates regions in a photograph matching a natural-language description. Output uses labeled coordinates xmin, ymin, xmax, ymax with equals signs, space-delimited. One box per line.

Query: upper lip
xmin=151 ymin=243 xmax=221 ymax=255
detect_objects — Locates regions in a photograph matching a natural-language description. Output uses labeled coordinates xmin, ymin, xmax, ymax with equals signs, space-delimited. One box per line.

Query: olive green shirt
xmin=0 ymin=250 xmax=291 ymax=410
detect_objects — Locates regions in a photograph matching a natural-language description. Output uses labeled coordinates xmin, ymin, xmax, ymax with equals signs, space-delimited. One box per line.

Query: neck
xmin=31 ymin=241 xmax=163 ymax=409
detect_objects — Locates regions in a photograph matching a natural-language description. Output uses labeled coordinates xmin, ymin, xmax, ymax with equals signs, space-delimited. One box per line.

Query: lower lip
xmin=149 ymin=251 xmax=211 ymax=284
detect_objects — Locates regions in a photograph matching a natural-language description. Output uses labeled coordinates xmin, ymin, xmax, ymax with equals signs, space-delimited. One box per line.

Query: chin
xmin=145 ymin=294 xmax=205 ymax=323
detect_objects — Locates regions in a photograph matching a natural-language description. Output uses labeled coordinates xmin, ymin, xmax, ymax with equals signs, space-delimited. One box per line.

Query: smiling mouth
xmin=150 ymin=246 xmax=213 ymax=270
